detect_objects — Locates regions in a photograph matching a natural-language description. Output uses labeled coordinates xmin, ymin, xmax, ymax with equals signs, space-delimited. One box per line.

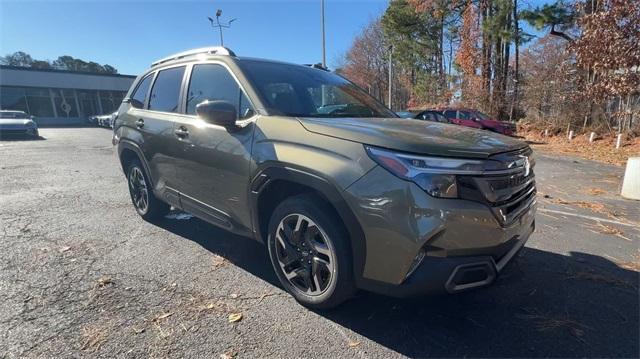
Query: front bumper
xmin=344 ymin=166 xmax=536 ymax=296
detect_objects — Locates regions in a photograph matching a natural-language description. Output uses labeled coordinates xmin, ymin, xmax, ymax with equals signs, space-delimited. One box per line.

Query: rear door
xmin=170 ymin=62 xmax=256 ymax=232
xmin=125 ymin=66 xmax=186 ymax=207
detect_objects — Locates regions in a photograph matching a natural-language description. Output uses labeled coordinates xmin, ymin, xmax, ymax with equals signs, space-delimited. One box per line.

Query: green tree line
xmin=0 ymin=51 xmax=118 ymax=74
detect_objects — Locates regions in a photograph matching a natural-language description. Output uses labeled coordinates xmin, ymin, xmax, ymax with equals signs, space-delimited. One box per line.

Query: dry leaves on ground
xmin=520 ymin=129 xmax=639 ymax=166
xmin=519 ymin=313 xmax=591 ymax=339
xmin=228 ymin=312 xmax=243 ymax=323
xmin=566 ymin=271 xmax=635 ymax=289
xmin=96 ymin=276 xmax=112 ymax=288
xmin=586 ymin=222 xmax=630 ymax=241
xmin=212 ymin=255 xmax=227 ymax=268
xmin=153 ymin=312 xmax=174 ymax=322
xmin=584 ymin=188 xmax=605 ymax=196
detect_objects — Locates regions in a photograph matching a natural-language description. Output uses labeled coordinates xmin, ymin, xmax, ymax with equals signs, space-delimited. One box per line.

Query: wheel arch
xmin=117 ymin=140 xmax=155 ymax=187
xmin=250 ymin=164 xmax=367 ymax=284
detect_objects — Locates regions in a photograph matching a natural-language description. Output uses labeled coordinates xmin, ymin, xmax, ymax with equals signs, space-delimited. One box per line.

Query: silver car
xmin=0 ymin=110 xmax=39 ymax=138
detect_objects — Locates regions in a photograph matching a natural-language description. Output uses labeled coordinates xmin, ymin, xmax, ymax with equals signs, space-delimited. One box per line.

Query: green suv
xmin=113 ymin=47 xmax=536 ymax=309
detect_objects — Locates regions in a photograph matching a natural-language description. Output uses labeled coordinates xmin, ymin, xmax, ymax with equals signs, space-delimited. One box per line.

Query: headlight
xmin=365 ymin=146 xmax=488 ymax=198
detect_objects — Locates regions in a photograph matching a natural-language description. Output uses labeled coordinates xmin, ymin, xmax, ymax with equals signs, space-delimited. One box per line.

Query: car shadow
xmin=155 ymin=212 xmax=639 ymax=358
xmin=0 ymin=135 xmax=46 ymax=141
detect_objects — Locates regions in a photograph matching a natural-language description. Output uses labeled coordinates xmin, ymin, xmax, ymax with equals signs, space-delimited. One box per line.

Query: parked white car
xmin=0 ymin=110 xmax=39 ymax=138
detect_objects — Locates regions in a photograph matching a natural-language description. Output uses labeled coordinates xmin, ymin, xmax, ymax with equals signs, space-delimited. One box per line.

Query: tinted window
xmin=239 ymin=60 xmax=396 ymax=118
xmin=131 ymin=74 xmax=153 ymax=109
xmin=434 ymin=113 xmax=449 ymax=123
xmin=443 ymin=110 xmax=457 ymax=119
xmin=149 ymin=66 xmax=185 ymax=113
xmin=457 ymin=111 xmax=471 ymax=120
xmin=186 ymin=64 xmax=253 ymax=119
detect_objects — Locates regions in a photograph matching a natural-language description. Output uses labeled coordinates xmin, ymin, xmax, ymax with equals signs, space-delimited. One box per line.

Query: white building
xmin=0 ymin=65 xmax=135 ymax=124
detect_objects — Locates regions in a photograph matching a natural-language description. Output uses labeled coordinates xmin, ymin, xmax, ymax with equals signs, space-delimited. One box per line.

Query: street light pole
xmin=208 ymin=9 xmax=236 ymax=47
xmin=321 ymin=0 xmax=326 ymax=67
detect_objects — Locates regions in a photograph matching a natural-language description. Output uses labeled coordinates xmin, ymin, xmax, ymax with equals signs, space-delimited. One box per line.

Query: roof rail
xmin=151 ymin=46 xmax=236 ymax=67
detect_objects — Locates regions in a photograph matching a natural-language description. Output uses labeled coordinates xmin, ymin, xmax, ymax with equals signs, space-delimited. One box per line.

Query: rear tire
xmin=126 ymin=159 xmax=170 ymax=221
xmin=267 ymin=194 xmax=355 ymax=309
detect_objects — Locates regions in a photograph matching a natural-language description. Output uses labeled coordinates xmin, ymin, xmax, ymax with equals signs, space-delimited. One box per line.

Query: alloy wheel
xmin=274 ymin=213 xmax=336 ymax=296
xmin=129 ymin=167 xmax=149 ymax=214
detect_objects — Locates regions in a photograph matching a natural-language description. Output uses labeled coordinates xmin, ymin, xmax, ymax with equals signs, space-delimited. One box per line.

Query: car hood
xmin=298 ymin=117 xmax=527 ymax=158
xmin=0 ymin=119 xmax=34 ymax=127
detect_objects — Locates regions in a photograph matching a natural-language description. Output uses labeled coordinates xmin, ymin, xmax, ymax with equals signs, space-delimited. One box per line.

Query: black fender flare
xmin=249 ymin=163 xmax=367 ymax=283
xmin=116 ymin=139 xmax=155 ymax=187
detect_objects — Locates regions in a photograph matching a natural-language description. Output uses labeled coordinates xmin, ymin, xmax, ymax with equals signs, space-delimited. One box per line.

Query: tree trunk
xmin=510 ymin=0 xmax=519 ymax=121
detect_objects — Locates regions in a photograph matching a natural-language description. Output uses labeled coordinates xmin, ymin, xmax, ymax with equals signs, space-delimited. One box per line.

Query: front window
xmin=239 ymin=60 xmax=396 ymax=118
xmin=473 ymin=111 xmax=490 ymax=120
xmin=186 ymin=63 xmax=254 ymax=119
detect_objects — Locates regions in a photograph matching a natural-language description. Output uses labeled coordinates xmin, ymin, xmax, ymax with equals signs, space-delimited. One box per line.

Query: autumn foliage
xmin=341 ymin=0 xmax=639 ymax=136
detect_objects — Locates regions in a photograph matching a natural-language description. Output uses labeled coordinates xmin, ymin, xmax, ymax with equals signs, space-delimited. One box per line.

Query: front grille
xmin=458 ymin=148 xmax=536 ymax=226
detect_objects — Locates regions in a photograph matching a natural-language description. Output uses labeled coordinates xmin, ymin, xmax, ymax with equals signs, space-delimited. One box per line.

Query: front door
xmin=171 ymin=63 xmax=256 ymax=232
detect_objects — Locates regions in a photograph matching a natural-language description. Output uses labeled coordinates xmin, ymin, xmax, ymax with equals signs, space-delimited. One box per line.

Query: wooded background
xmin=340 ymin=0 xmax=639 ymax=136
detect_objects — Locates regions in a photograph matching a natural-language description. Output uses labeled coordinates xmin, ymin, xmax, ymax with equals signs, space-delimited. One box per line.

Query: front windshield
xmin=239 ymin=60 xmax=397 ymax=118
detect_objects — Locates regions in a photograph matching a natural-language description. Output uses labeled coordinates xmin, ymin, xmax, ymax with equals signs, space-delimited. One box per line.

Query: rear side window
xmin=457 ymin=111 xmax=471 ymax=120
xmin=443 ymin=110 xmax=456 ymax=119
xmin=131 ymin=75 xmax=153 ymax=109
xmin=186 ymin=64 xmax=253 ymax=119
xmin=149 ymin=66 xmax=185 ymax=113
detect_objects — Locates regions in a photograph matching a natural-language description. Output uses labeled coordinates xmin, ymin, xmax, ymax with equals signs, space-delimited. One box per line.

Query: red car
xmin=420 ymin=108 xmax=517 ymax=136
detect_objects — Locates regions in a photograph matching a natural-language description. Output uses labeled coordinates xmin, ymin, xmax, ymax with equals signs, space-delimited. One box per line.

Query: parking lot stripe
xmin=539 ymin=208 xmax=639 ymax=229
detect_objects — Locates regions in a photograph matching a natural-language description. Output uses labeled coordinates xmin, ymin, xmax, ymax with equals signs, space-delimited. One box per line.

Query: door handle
xmin=136 ymin=119 xmax=144 ymax=128
xmin=174 ymin=126 xmax=189 ymax=138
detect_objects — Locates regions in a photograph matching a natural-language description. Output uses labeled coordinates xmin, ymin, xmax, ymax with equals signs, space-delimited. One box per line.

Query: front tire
xmin=126 ymin=159 xmax=170 ymax=221
xmin=267 ymin=194 xmax=355 ymax=309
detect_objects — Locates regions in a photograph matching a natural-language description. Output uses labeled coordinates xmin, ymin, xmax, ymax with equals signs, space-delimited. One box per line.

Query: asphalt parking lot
xmin=1 ymin=128 xmax=638 ymax=358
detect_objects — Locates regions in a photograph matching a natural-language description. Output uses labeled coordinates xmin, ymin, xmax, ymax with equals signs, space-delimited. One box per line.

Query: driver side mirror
xmin=196 ymin=100 xmax=237 ymax=127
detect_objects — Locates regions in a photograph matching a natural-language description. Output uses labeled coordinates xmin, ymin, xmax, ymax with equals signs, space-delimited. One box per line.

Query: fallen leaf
xmin=60 ymin=246 xmax=71 ymax=253
xmin=133 ymin=327 xmax=145 ymax=334
xmin=154 ymin=312 xmax=173 ymax=321
xmin=97 ymin=277 xmax=112 ymax=287
xmin=213 ymin=255 xmax=227 ymax=268
xmin=229 ymin=293 xmax=239 ymax=299
xmin=220 ymin=350 xmax=237 ymax=359
xmin=228 ymin=313 xmax=243 ymax=323
xmin=348 ymin=340 xmax=361 ymax=348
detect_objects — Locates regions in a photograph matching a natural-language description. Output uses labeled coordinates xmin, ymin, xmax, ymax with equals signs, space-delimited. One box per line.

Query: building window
xmin=99 ymin=91 xmax=125 ymax=114
xmin=25 ymin=88 xmax=56 ymax=117
xmin=52 ymin=89 xmax=79 ymax=118
xmin=77 ymin=90 xmax=100 ymax=117
xmin=0 ymin=86 xmax=29 ymax=113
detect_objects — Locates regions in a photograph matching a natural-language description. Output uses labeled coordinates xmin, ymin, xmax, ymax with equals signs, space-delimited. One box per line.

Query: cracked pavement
xmin=0 ymin=128 xmax=638 ymax=358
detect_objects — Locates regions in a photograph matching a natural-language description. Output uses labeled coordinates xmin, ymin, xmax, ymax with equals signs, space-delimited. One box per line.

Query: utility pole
xmin=208 ymin=9 xmax=236 ymax=47
xmin=320 ymin=0 xmax=326 ymax=67
xmin=388 ymin=45 xmax=393 ymax=109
